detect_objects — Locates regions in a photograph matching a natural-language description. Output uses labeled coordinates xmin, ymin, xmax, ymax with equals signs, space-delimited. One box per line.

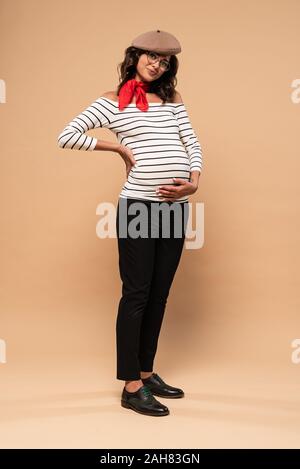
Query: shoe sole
xmin=151 ymin=391 xmax=185 ymax=399
xmin=121 ymin=400 xmax=170 ymax=416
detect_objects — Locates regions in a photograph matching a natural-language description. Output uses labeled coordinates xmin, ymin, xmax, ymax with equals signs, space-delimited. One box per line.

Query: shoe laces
xmin=141 ymin=385 xmax=153 ymax=400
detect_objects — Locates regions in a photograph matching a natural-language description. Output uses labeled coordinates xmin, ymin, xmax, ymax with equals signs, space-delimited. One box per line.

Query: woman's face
xmin=134 ymin=51 xmax=171 ymax=83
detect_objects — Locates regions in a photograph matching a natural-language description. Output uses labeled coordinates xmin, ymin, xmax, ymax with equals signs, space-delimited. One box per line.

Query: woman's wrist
xmin=94 ymin=139 xmax=122 ymax=153
xmin=190 ymin=170 xmax=201 ymax=191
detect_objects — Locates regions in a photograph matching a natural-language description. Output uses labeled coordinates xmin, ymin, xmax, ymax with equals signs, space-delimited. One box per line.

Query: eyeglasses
xmin=146 ymin=51 xmax=170 ymax=71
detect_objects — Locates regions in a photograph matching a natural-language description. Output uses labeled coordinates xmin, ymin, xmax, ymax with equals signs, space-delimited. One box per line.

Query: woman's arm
xmin=173 ymin=91 xmax=203 ymax=176
xmin=189 ymin=170 xmax=201 ymax=189
xmin=57 ymin=96 xmax=117 ymax=152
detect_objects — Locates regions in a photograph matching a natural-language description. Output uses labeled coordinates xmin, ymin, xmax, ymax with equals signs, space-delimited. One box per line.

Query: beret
xmin=131 ymin=29 xmax=182 ymax=55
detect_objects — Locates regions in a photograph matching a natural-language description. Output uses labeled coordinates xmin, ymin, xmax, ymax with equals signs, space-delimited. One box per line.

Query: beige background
xmin=1 ymin=0 xmax=300 ymax=449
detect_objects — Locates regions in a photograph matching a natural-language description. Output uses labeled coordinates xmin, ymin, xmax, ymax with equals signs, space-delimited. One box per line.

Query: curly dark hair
xmin=116 ymin=47 xmax=179 ymax=104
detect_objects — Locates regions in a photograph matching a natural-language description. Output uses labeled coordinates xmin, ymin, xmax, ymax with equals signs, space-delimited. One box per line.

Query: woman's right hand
xmin=116 ymin=144 xmax=136 ymax=179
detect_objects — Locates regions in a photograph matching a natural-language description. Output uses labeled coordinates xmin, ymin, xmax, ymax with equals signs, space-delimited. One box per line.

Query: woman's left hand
xmin=156 ymin=178 xmax=198 ymax=201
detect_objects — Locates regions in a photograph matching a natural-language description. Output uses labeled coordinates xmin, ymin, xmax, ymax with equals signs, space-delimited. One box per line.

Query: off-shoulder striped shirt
xmin=57 ymin=96 xmax=203 ymax=203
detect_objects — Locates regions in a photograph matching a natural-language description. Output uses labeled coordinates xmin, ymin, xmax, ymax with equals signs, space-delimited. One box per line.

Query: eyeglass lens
xmin=147 ymin=52 xmax=170 ymax=70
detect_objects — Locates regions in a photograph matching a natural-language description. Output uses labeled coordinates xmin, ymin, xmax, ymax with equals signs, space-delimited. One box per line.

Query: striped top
xmin=57 ymin=96 xmax=203 ymax=203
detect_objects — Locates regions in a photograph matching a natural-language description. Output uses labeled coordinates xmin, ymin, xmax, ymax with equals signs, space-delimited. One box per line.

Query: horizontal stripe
xmin=58 ymin=96 xmax=203 ymax=202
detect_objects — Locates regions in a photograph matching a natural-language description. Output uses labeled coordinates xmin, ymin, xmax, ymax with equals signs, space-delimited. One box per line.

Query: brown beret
xmin=131 ymin=29 xmax=182 ymax=55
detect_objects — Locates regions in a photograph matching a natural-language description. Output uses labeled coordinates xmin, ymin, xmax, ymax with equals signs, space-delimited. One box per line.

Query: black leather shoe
xmin=141 ymin=373 xmax=184 ymax=398
xmin=121 ymin=384 xmax=170 ymax=416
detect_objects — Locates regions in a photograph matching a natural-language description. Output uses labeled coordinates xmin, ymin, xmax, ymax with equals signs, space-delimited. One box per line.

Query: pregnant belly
xmin=127 ymin=157 xmax=191 ymax=187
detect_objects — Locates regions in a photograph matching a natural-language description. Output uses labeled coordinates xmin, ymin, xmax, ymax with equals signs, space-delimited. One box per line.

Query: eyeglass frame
xmin=145 ymin=50 xmax=171 ymax=71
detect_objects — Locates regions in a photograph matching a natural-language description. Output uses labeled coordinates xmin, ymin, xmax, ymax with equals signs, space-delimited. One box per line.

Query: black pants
xmin=115 ymin=197 xmax=189 ymax=381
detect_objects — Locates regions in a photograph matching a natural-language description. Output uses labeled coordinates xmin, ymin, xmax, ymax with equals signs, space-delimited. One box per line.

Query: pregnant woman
xmin=58 ymin=29 xmax=203 ymax=417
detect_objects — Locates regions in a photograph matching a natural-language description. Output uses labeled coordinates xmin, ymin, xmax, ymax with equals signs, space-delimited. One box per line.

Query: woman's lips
xmin=148 ymin=69 xmax=157 ymax=76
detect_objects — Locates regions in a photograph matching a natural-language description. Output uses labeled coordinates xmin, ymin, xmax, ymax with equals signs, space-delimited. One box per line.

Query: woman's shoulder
xmin=170 ymin=90 xmax=183 ymax=104
xmin=101 ymin=90 xmax=119 ymax=102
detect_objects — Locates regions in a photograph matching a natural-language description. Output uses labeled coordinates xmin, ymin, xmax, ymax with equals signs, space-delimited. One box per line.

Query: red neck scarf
xmin=118 ymin=78 xmax=150 ymax=112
